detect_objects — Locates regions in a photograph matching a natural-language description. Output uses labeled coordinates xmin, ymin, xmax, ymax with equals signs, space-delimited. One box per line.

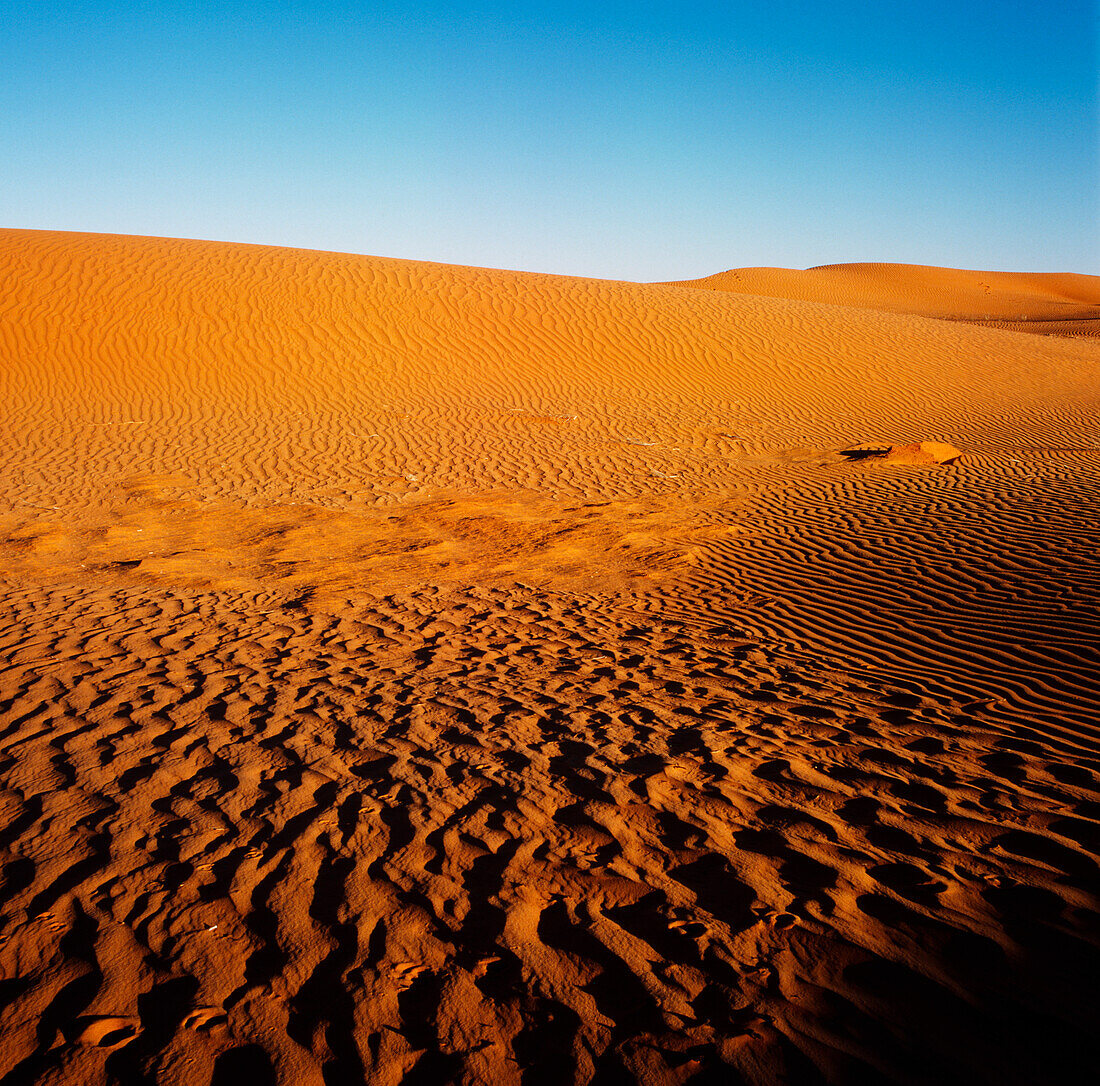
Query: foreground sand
xmin=0 ymin=230 xmax=1098 ymax=1084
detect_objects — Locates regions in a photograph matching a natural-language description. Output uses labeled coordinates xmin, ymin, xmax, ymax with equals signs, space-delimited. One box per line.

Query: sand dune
xmin=0 ymin=230 xmax=1098 ymax=1084
xmin=669 ymin=262 xmax=1100 ymax=337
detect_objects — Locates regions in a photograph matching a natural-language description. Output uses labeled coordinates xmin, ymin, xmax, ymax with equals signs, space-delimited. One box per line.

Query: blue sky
xmin=3 ymin=2 xmax=1096 ymax=279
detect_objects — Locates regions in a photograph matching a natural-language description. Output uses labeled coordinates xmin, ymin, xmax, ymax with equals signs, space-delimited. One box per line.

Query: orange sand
xmin=670 ymin=261 xmax=1100 ymax=337
xmin=0 ymin=230 xmax=1098 ymax=1084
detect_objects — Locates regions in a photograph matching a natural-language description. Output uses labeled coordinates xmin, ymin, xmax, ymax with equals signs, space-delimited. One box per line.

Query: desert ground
xmin=0 ymin=229 xmax=1098 ymax=1085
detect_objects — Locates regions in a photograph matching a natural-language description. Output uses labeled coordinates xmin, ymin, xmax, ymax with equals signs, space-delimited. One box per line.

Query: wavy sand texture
xmin=0 ymin=230 xmax=1098 ymax=1085
xmin=670 ymin=262 xmax=1100 ymax=336
xmin=2 ymin=231 xmax=1098 ymax=512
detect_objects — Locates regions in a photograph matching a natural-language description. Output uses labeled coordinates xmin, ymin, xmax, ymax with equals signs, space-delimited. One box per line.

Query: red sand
xmin=1 ymin=230 xmax=1098 ymax=1084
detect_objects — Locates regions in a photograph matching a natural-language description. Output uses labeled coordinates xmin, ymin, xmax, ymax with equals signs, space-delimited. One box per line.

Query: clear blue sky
xmin=3 ymin=2 xmax=1096 ymax=279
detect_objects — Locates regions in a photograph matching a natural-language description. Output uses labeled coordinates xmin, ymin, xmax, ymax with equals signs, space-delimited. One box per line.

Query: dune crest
xmin=0 ymin=230 xmax=1098 ymax=1084
xmin=668 ymin=261 xmax=1100 ymax=337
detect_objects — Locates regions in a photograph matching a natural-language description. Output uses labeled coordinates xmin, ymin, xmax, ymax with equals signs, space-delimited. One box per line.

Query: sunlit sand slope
xmin=1 ymin=231 xmax=1097 ymax=511
xmin=670 ymin=262 xmax=1100 ymax=337
xmin=0 ymin=230 xmax=1098 ymax=1085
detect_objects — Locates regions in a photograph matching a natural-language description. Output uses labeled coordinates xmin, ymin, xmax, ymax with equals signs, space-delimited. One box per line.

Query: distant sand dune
xmin=0 ymin=230 xmax=1098 ymax=1084
xmin=668 ymin=261 xmax=1100 ymax=336
xmin=2 ymin=231 xmax=1097 ymax=515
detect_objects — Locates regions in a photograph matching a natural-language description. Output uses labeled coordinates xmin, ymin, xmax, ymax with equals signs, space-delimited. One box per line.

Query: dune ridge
xmin=3 ymin=231 xmax=1098 ymax=514
xmin=667 ymin=261 xmax=1100 ymax=337
xmin=0 ymin=230 xmax=1098 ymax=1084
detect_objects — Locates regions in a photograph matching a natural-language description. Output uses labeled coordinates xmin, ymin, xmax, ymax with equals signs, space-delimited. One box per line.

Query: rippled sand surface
xmin=1 ymin=230 xmax=1098 ymax=1085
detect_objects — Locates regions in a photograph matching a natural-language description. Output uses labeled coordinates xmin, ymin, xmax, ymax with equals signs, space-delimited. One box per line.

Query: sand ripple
xmin=0 ymin=231 xmax=1097 ymax=1083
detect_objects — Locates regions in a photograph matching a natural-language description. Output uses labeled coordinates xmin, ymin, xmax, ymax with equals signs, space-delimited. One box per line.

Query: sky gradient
xmin=3 ymin=1 xmax=1097 ymax=280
